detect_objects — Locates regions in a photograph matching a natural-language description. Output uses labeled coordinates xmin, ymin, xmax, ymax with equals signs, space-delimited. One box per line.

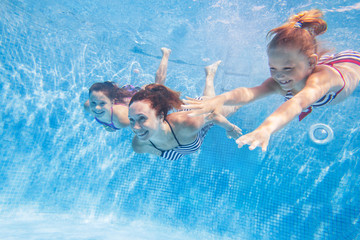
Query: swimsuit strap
xmin=148 ymin=119 xmax=181 ymax=153
xmin=110 ymin=106 xmax=114 ymax=122
xmin=325 ymin=63 xmax=346 ymax=96
xmin=164 ymin=119 xmax=181 ymax=145
xmin=297 ymin=62 xmax=347 ymax=121
xmin=149 ymin=140 xmax=164 ymax=153
xmin=94 ymin=106 xmax=121 ymax=130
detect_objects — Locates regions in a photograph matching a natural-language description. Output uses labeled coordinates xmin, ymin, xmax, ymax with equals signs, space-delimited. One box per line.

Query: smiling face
xmin=89 ymin=91 xmax=113 ymax=121
xmin=128 ymin=100 xmax=163 ymax=141
xmin=268 ymin=47 xmax=315 ymax=91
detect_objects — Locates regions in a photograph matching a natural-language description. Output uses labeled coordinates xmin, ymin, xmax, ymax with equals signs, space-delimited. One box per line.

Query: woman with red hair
xmin=128 ymin=61 xmax=241 ymax=160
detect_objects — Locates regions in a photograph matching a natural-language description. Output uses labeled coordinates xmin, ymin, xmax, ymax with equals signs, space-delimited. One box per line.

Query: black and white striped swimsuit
xmin=149 ymin=119 xmax=213 ymax=161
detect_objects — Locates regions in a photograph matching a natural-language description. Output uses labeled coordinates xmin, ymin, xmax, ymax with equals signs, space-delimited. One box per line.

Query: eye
xmin=90 ymin=101 xmax=96 ymax=106
xmin=138 ymin=116 xmax=146 ymax=123
xmin=270 ymin=68 xmax=276 ymax=72
xmin=284 ymin=67 xmax=293 ymax=72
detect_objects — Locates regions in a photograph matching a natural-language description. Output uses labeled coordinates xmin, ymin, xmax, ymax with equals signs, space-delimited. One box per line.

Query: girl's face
xmin=89 ymin=91 xmax=112 ymax=120
xmin=128 ymin=100 xmax=163 ymax=141
xmin=268 ymin=47 xmax=315 ymax=91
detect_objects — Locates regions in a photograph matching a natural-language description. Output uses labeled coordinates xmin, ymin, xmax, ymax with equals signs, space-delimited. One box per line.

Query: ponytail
xmin=267 ymin=9 xmax=328 ymax=56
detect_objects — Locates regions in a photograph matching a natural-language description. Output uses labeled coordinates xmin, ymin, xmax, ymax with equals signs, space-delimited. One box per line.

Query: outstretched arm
xmin=236 ymin=75 xmax=331 ymax=151
xmin=206 ymin=112 xmax=242 ymax=139
xmin=182 ymin=78 xmax=278 ymax=117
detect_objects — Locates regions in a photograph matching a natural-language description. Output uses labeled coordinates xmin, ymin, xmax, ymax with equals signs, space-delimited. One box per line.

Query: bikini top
xmin=284 ymin=50 xmax=360 ymax=121
xmin=149 ymin=119 xmax=213 ymax=161
xmin=94 ymin=84 xmax=140 ymax=131
xmin=95 ymin=106 xmax=122 ymax=131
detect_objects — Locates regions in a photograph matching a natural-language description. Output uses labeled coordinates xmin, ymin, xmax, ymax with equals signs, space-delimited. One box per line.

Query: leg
xmin=155 ymin=47 xmax=171 ymax=85
xmin=203 ymin=60 xmax=240 ymax=117
xmin=203 ymin=60 xmax=221 ymax=97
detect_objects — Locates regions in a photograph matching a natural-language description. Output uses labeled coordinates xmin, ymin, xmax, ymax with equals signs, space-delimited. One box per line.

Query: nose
xmin=275 ymin=71 xmax=285 ymax=80
xmin=95 ymin=105 xmax=102 ymax=110
xmin=132 ymin=121 xmax=141 ymax=130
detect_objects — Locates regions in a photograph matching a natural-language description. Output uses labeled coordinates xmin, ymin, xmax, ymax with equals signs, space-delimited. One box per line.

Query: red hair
xmin=267 ymin=9 xmax=327 ymax=57
xmin=129 ymin=84 xmax=183 ymax=119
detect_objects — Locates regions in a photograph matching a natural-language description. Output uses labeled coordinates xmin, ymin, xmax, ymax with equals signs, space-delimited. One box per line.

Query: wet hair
xmin=267 ymin=9 xmax=328 ymax=57
xmin=89 ymin=81 xmax=135 ymax=104
xmin=129 ymin=84 xmax=183 ymax=119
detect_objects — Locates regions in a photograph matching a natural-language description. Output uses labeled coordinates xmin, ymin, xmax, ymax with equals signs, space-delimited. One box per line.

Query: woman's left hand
xmin=235 ymin=128 xmax=271 ymax=152
xmin=226 ymin=125 xmax=242 ymax=139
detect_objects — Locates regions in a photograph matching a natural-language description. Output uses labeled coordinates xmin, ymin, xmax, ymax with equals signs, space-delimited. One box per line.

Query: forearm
xmin=257 ymin=100 xmax=303 ymax=134
xmin=210 ymin=114 xmax=235 ymax=131
xmin=221 ymin=87 xmax=256 ymax=105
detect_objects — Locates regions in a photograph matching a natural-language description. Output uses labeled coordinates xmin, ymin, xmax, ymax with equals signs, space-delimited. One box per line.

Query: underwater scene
xmin=1 ymin=0 xmax=360 ymax=239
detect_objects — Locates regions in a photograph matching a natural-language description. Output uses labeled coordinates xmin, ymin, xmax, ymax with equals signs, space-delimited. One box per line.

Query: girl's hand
xmin=182 ymin=96 xmax=225 ymax=117
xmin=235 ymin=128 xmax=271 ymax=152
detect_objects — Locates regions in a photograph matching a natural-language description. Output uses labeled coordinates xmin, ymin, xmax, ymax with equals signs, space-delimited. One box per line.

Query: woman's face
xmin=89 ymin=91 xmax=112 ymax=120
xmin=128 ymin=100 xmax=162 ymax=141
xmin=268 ymin=47 xmax=315 ymax=91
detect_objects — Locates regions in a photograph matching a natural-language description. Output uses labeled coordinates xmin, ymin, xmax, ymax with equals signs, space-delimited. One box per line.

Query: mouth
xmin=135 ymin=130 xmax=149 ymax=138
xmin=93 ymin=111 xmax=105 ymax=117
xmin=279 ymin=80 xmax=292 ymax=85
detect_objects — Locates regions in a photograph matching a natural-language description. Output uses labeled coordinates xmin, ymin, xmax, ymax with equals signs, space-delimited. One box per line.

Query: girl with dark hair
xmin=128 ymin=61 xmax=241 ymax=160
xmin=84 ymin=48 xmax=171 ymax=131
xmin=184 ymin=9 xmax=360 ymax=151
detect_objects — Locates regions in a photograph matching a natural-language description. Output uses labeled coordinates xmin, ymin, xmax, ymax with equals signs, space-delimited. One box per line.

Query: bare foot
xmin=161 ymin=47 xmax=171 ymax=57
xmin=205 ymin=60 xmax=222 ymax=76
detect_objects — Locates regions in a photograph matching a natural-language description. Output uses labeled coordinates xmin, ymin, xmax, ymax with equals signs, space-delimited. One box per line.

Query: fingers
xmin=261 ymin=141 xmax=268 ymax=152
xmin=187 ymin=110 xmax=209 ymax=117
xmin=182 ymin=98 xmax=202 ymax=105
xmin=181 ymin=104 xmax=202 ymax=110
xmin=248 ymin=141 xmax=260 ymax=151
xmin=236 ymin=137 xmax=246 ymax=148
xmin=236 ymin=135 xmax=268 ymax=151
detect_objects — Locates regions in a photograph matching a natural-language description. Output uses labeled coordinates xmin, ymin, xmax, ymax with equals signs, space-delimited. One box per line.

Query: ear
xmin=308 ymin=54 xmax=318 ymax=69
xmin=159 ymin=112 xmax=165 ymax=122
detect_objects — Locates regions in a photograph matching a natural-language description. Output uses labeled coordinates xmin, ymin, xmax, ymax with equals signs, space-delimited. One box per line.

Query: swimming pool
xmin=1 ymin=0 xmax=359 ymax=239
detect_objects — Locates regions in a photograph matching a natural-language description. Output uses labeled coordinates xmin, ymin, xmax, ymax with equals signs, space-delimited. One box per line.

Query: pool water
xmin=1 ymin=0 xmax=360 ymax=239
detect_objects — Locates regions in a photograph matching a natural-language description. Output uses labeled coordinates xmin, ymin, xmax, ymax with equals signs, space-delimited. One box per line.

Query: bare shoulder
xmin=166 ymin=112 xmax=205 ymax=139
xmin=112 ymin=105 xmax=130 ymax=127
xmin=167 ymin=111 xmax=205 ymax=130
xmin=308 ymin=65 xmax=342 ymax=89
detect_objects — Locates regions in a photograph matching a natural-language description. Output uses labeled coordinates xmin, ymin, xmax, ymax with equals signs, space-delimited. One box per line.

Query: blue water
xmin=1 ymin=0 xmax=360 ymax=239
